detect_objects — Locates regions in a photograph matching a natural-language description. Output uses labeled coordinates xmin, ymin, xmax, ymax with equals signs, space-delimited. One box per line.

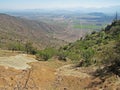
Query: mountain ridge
xmin=0 ymin=13 xmax=66 ymax=49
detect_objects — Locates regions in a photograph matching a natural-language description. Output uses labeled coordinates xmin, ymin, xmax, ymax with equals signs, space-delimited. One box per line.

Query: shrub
xmin=36 ymin=47 xmax=57 ymax=61
xmin=68 ymin=52 xmax=81 ymax=61
xmin=8 ymin=42 xmax=25 ymax=51
xmin=81 ymin=48 xmax=95 ymax=66
xmin=25 ymin=42 xmax=37 ymax=54
xmin=57 ymin=51 xmax=68 ymax=61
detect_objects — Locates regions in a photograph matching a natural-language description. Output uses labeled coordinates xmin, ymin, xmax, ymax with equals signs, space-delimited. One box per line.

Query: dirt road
xmin=0 ymin=53 xmax=92 ymax=90
xmin=0 ymin=53 xmax=117 ymax=90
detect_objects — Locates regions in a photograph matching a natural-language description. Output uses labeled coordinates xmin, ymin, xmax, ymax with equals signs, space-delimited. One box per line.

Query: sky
xmin=0 ymin=0 xmax=120 ymax=9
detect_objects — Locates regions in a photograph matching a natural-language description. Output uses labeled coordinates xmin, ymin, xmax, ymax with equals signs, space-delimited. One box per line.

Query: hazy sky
xmin=0 ymin=0 xmax=120 ymax=9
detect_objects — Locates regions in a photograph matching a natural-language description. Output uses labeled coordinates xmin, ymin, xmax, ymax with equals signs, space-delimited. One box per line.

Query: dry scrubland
xmin=0 ymin=14 xmax=120 ymax=90
xmin=0 ymin=50 xmax=120 ymax=90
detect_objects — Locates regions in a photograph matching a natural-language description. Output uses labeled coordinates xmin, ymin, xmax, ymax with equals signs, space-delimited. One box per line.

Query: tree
xmin=36 ymin=47 xmax=57 ymax=61
xmin=25 ymin=42 xmax=37 ymax=54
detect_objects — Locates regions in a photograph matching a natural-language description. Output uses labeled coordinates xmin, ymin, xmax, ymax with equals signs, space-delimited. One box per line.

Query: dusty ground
xmin=0 ymin=50 xmax=20 ymax=57
xmin=0 ymin=54 xmax=38 ymax=69
xmin=0 ymin=50 xmax=120 ymax=90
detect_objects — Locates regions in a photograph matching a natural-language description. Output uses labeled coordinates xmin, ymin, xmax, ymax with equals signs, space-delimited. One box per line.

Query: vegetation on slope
xmin=36 ymin=20 xmax=120 ymax=76
xmin=59 ymin=20 xmax=120 ymax=64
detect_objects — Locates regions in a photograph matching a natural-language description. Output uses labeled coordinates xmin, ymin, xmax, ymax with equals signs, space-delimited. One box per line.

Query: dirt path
xmin=0 ymin=53 xmax=103 ymax=90
xmin=53 ymin=64 xmax=93 ymax=90
xmin=0 ymin=53 xmax=98 ymax=90
xmin=56 ymin=64 xmax=90 ymax=78
xmin=0 ymin=53 xmax=119 ymax=89
xmin=0 ymin=54 xmax=38 ymax=69
xmin=0 ymin=54 xmax=93 ymax=90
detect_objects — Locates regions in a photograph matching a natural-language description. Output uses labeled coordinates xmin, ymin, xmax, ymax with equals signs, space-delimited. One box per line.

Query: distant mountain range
xmin=0 ymin=5 xmax=120 ymax=14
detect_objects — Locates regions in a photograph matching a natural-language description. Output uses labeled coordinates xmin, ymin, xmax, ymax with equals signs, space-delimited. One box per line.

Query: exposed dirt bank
xmin=0 ymin=54 xmax=37 ymax=69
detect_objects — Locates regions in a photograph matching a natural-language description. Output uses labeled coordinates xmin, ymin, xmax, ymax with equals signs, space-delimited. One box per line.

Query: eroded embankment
xmin=0 ymin=54 xmax=37 ymax=69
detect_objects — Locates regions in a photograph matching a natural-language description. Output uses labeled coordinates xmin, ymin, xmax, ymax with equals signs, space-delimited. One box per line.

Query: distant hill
xmin=0 ymin=14 xmax=66 ymax=49
xmin=88 ymin=12 xmax=106 ymax=16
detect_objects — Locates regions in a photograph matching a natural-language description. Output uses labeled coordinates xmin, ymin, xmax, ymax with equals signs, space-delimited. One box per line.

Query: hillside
xmin=36 ymin=20 xmax=120 ymax=65
xmin=7 ymin=11 xmax=113 ymax=42
xmin=33 ymin=20 xmax=120 ymax=89
xmin=0 ymin=14 xmax=65 ymax=49
xmin=57 ymin=20 xmax=119 ymax=65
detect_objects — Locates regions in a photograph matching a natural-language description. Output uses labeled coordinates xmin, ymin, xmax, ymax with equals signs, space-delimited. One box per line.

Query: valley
xmin=6 ymin=11 xmax=115 ymax=42
xmin=0 ymin=14 xmax=66 ymax=49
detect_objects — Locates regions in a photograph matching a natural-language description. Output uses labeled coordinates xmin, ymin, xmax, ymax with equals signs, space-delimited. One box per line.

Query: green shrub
xmin=57 ymin=51 xmax=68 ymax=61
xmin=68 ymin=52 xmax=81 ymax=61
xmin=36 ymin=47 xmax=57 ymax=61
xmin=81 ymin=48 xmax=95 ymax=66
xmin=8 ymin=42 xmax=25 ymax=51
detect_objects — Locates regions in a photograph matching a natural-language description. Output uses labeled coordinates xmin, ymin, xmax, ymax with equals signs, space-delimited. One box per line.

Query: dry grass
xmin=0 ymin=49 xmax=21 ymax=57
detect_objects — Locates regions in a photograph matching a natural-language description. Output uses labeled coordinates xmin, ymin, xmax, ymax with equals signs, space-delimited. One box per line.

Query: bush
xmin=57 ymin=51 xmax=68 ymax=61
xmin=99 ymin=45 xmax=120 ymax=76
xmin=25 ymin=42 xmax=37 ymax=54
xmin=8 ymin=42 xmax=25 ymax=51
xmin=36 ymin=47 xmax=57 ymax=61
xmin=68 ymin=52 xmax=81 ymax=61
xmin=81 ymin=48 xmax=95 ymax=66
xmin=91 ymin=31 xmax=96 ymax=34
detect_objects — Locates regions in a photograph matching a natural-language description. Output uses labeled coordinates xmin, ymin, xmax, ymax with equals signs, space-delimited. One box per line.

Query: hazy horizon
xmin=0 ymin=0 xmax=120 ymax=10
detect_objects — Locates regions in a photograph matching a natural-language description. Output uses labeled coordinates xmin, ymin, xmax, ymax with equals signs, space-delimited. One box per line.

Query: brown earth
xmin=0 ymin=61 xmax=93 ymax=90
xmin=0 ymin=52 xmax=120 ymax=90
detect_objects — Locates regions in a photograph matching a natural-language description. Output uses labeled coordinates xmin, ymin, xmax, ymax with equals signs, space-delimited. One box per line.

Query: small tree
xmin=36 ymin=48 xmax=57 ymax=61
xmin=25 ymin=42 xmax=37 ymax=54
